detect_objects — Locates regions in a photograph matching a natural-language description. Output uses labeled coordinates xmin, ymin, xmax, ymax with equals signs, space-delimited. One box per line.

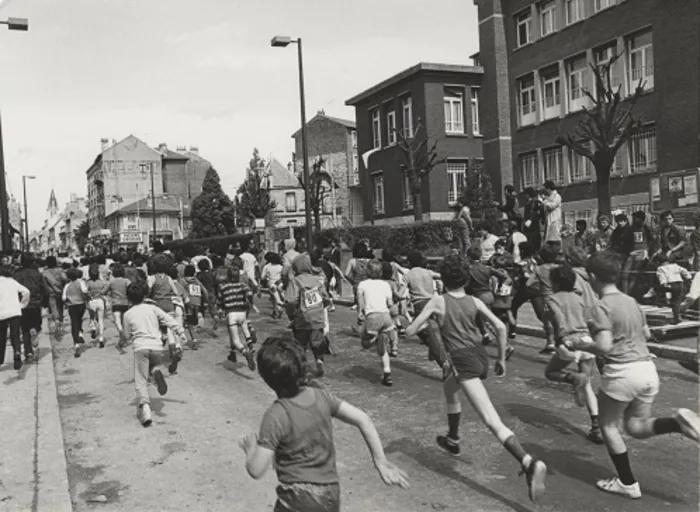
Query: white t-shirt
xmin=480 ymin=234 xmax=500 ymax=262
xmin=511 ymin=232 xmax=528 ymax=263
xmin=240 ymin=252 xmax=258 ymax=282
xmin=357 ymin=279 xmax=392 ymax=314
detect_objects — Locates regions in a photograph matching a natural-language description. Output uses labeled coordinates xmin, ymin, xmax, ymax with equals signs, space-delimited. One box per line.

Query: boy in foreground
xmin=121 ymin=281 xmax=188 ymax=427
xmin=240 ymin=336 xmax=409 ymax=511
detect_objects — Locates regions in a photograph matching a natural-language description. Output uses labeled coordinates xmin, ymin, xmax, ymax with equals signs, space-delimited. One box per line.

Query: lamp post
xmin=139 ymin=162 xmax=158 ymax=250
xmin=0 ymin=16 xmax=29 ymax=253
xmin=22 ymin=175 xmax=35 ymax=251
xmin=271 ymin=35 xmax=313 ymax=253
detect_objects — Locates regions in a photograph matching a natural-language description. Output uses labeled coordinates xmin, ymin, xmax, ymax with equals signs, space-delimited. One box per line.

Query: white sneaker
xmin=139 ymin=404 xmax=153 ymax=427
xmin=350 ymin=305 xmax=358 ymax=311
xmin=674 ymin=408 xmax=700 ymax=442
xmin=596 ymin=477 xmax=641 ymax=499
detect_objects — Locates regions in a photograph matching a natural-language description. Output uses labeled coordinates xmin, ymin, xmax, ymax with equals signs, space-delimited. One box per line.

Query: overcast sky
xmin=0 ymin=0 xmax=479 ymax=231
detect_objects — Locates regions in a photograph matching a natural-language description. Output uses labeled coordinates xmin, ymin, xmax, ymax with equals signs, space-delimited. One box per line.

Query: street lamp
xmin=271 ymin=35 xmax=313 ymax=253
xmin=0 ymin=16 xmax=29 ymax=253
xmin=139 ymin=162 xmax=158 ymax=250
xmin=22 ymin=175 xmax=35 ymax=251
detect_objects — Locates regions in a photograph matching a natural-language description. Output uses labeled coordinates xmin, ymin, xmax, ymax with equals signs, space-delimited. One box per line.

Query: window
xmin=594 ymin=0 xmax=615 ymax=12
xmin=516 ymin=9 xmax=531 ymax=47
xmin=543 ymin=147 xmax=564 ymax=184
xmin=401 ymin=96 xmax=413 ymax=138
xmin=568 ymin=147 xmax=592 ymax=181
xmin=447 ymin=162 xmax=467 ymax=205
xmin=444 ymin=88 xmax=464 ymax=134
xmin=518 ymin=75 xmax=537 ymax=125
xmin=285 ymin=192 xmax=297 ymax=212
xmin=520 ymin=152 xmax=539 ymax=188
xmin=629 ymin=125 xmax=656 ymax=173
xmin=351 ymin=130 xmax=357 ymax=149
xmin=402 ymin=173 xmax=414 ymax=210
xmin=386 ymin=111 xmax=397 ymax=145
xmin=353 ymin=154 xmax=359 ymax=173
xmin=613 ymin=147 xmax=624 ymax=174
xmin=322 ymin=194 xmax=332 ymax=214
xmin=595 ymin=44 xmax=621 ymax=91
xmin=470 ymin=88 xmax=481 ymax=135
xmin=539 ymin=1 xmax=556 ymax=36
xmin=373 ymin=175 xmax=385 ymax=214
xmin=287 ymin=219 xmax=297 ymax=225
xmin=565 ymin=0 xmax=583 ymax=25
xmin=540 ymin=66 xmax=561 ymax=120
xmin=371 ymin=109 xmax=381 ymax=149
xmin=567 ymin=55 xmax=587 ymax=112
xmin=628 ymin=30 xmax=654 ymax=91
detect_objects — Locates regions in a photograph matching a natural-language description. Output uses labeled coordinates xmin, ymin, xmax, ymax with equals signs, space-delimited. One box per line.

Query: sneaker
xmin=674 ymin=408 xmax=700 ymax=442
xmin=381 ymin=372 xmax=393 ymax=387
xmin=244 ymin=350 xmax=256 ymax=371
xmin=522 ymin=459 xmax=547 ymax=502
xmin=539 ymin=343 xmax=555 ymax=355
xmin=25 ymin=353 xmax=34 ymax=364
xmin=168 ymin=346 xmax=181 ymax=374
xmin=315 ymin=360 xmax=324 ymax=378
xmin=436 ymin=435 xmax=461 ymax=456
xmin=91 ymin=329 xmax=97 ymax=340
xmin=569 ymin=372 xmax=589 ymax=407
xmin=596 ymin=477 xmax=641 ymax=499
xmin=74 ymin=344 xmax=81 ymax=358
xmin=190 ymin=339 xmax=199 ymax=351
xmin=13 ymin=353 xmax=22 ymax=370
xmin=505 ymin=345 xmax=515 ymax=361
xmin=99 ymin=339 xmax=105 ymax=349
xmin=152 ymin=369 xmax=168 ymax=396
xmin=246 ymin=338 xmax=255 ymax=351
xmin=397 ymin=327 xmax=406 ymax=337
xmin=587 ymin=426 xmax=604 ymax=445
xmin=139 ymin=404 xmax=153 ymax=427
xmin=227 ymin=351 xmax=238 ymax=363
xmin=351 ymin=305 xmax=358 ymax=311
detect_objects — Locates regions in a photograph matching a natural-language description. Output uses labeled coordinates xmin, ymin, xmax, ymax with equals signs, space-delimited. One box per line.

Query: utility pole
xmin=150 ymin=162 xmax=157 ymax=247
xmin=0 ymin=113 xmax=11 ymax=252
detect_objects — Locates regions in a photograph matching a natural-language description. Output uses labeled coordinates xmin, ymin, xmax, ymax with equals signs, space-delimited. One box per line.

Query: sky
xmin=0 ymin=0 xmax=479 ymax=231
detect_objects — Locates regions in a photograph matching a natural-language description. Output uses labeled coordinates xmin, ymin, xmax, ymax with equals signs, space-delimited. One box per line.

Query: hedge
xmin=166 ymin=233 xmax=254 ymax=257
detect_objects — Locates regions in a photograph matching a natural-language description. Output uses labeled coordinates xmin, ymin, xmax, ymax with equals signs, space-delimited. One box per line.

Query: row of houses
xmin=28 ymin=192 xmax=87 ymax=256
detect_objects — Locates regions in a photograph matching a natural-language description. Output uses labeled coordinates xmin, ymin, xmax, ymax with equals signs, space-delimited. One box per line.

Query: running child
xmin=218 ymin=267 xmax=256 ymax=371
xmin=382 ymin=261 xmax=406 ymax=340
xmin=103 ymin=264 xmax=131 ymax=341
xmin=357 ymin=260 xmax=398 ymax=387
xmin=63 ymin=267 xmax=89 ymax=358
xmin=181 ymin=264 xmax=214 ymax=350
xmin=86 ymin=263 xmax=107 ymax=348
xmin=572 ymin=251 xmax=700 ymax=499
xmin=465 ymin=247 xmax=508 ymax=347
xmin=526 ymin=243 xmax=559 ymax=354
xmin=0 ymin=265 xmax=30 ymax=370
xmin=406 ymin=254 xmax=548 ymax=503
xmin=147 ymin=254 xmax=183 ymax=372
xmin=121 ymin=281 xmax=188 ymax=427
xmin=544 ymin=264 xmax=604 ymax=444
xmin=490 ymin=254 xmax=516 ymax=360
xmin=261 ymin=252 xmax=284 ymax=319
xmin=240 ymin=336 xmax=409 ymax=511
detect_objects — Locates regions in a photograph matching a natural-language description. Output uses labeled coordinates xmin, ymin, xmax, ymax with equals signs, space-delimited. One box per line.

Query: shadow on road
xmin=216 ymin=361 xmax=256 ymax=381
xmin=390 ymin=360 xmax=442 ymax=383
xmin=503 ymin=403 xmax=587 ymax=438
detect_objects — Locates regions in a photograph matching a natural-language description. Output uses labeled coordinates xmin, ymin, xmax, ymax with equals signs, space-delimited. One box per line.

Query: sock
xmin=447 ymin=413 xmax=461 ymax=440
xmin=608 ymin=451 xmax=636 ymax=485
xmin=652 ymin=417 xmax=681 ymax=435
xmin=503 ymin=434 xmax=528 ymax=466
xmin=590 ymin=415 xmax=600 ymax=429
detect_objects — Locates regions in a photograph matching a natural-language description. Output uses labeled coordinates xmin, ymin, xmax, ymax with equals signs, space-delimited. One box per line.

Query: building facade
xmin=346 ymin=63 xmax=484 ymax=225
xmin=476 ymin=0 xmax=700 ymax=226
xmin=292 ymin=111 xmax=363 ymax=226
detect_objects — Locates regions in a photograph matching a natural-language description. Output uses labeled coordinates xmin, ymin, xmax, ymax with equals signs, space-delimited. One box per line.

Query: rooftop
xmin=291 ymin=111 xmax=355 ymax=138
xmin=108 ymin=196 xmax=189 ymax=217
xmin=345 ymin=62 xmax=483 ymax=106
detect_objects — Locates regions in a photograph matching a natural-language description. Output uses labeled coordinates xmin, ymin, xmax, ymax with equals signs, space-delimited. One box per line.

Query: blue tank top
xmin=439 ymin=294 xmax=481 ymax=352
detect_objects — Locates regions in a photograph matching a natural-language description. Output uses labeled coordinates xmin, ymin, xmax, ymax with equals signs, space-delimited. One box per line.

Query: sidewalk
xmin=0 ymin=325 xmax=72 ymax=512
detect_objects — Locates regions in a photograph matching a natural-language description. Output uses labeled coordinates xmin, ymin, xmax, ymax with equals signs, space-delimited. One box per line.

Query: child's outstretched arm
xmin=240 ymin=433 xmax=274 ymax=480
xmin=333 ymin=402 xmax=409 ymax=489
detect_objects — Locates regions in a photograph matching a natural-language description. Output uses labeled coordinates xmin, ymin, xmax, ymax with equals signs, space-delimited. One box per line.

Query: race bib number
xmin=303 ymin=288 xmax=323 ymax=309
xmin=188 ymin=284 xmax=202 ymax=297
xmin=498 ymin=284 xmax=512 ymax=296
xmin=634 ymin=231 xmax=643 ymax=243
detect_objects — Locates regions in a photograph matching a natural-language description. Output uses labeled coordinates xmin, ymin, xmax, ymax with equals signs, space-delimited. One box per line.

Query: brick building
xmin=292 ymin=111 xmax=362 ymax=226
xmin=346 ymin=63 xmax=484 ymax=225
xmin=476 ymin=0 xmax=700 ymax=226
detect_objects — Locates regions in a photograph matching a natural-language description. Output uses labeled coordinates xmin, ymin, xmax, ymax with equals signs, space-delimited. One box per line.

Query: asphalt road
xmin=51 ymin=302 xmax=699 ymax=512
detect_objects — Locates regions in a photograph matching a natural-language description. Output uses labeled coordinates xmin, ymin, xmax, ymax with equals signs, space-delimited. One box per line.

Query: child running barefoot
xmin=218 ymin=268 xmax=256 ymax=371
xmin=358 ymin=261 xmax=399 ymax=387
xmin=572 ymin=251 xmax=700 ymax=499
xmin=240 ymin=336 xmax=409 ymax=511
xmin=122 ymin=281 xmax=188 ymax=427
xmin=406 ymin=254 xmax=548 ymax=503
xmin=103 ymin=264 xmax=131 ymax=342
xmin=544 ymin=264 xmax=604 ymax=444
xmin=86 ymin=264 xmax=107 ymax=348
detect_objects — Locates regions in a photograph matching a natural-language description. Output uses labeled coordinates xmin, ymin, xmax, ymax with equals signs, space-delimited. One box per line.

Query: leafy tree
xmin=74 ymin=220 xmax=90 ymax=253
xmin=396 ymin=119 xmax=447 ymax=221
xmin=236 ymin=148 xmax=278 ymax=229
xmin=556 ymin=54 xmax=644 ymax=216
xmin=189 ymin=166 xmax=237 ymax=238
xmin=297 ymin=157 xmax=335 ymax=232
xmin=459 ymin=161 xmax=499 ymax=229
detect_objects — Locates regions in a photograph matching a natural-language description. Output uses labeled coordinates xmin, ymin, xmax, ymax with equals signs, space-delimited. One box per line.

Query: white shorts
xmin=88 ymin=299 xmax=104 ymax=313
xmin=226 ymin=311 xmax=247 ymax=327
xmin=600 ymin=359 xmax=660 ymax=403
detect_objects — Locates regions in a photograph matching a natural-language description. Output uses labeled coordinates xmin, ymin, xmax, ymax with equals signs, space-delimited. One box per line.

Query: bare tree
xmin=298 ymin=157 xmax=335 ymax=232
xmin=396 ymin=119 xmax=447 ymax=221
xmin=556 ymin=54 xmax=644 ymax=216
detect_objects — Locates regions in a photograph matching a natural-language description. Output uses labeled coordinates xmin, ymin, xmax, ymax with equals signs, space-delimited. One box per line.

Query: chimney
xmin=176 ymin=146 xmax=187 ymax=152
xmin=100 ymin=138 xmax=109 ymax=153
xmin=158 ymin=143 xmax=168 ymax=154
xmin=287 ymin=162 xmax=292 ymax=172
xmin=188 ymin=146 xmax=199 ymax=156
xmin=317 ymin=109 xmax=325 ymax=115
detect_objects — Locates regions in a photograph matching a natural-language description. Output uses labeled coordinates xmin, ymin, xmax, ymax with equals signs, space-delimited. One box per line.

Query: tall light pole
xmin=22 ymin=175 xmax=35 ymax=251
xmin=0 ymin=17 xmax=29 ymax=253
xmin=271 ymin=35 xmax=313 ymax=253
xmin=139 ymin=162 xmax=158 ymax=250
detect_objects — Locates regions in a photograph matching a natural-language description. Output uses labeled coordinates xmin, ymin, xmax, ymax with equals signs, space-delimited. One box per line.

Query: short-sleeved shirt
xmin=357 ymin=279 xmax=392 ymax=314
xmin=534 ymin=263 xmax=558 ymax=297
xmin=550 ymin=291 xmax=588 ymax=345
xmin=257 ymin=387 xmax=342 ymax=485
xmin=587 ymin=291 xmax=651 ymax=365
xmin=405 ymin=267 xmax=435 ymax=303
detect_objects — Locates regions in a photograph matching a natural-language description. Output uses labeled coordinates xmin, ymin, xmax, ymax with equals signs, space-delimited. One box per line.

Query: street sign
xmin=651 ymin=168 xmax=700 ymax=212
xmin=120 ymin=232 xmax=142 ymax=243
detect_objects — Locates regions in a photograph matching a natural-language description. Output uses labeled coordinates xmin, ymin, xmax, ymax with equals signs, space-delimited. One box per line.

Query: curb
xmin=36 ymin=330 xmax=73 ymax=512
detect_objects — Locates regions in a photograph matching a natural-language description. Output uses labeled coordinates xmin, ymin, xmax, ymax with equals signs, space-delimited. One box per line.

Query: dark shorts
xmin=20 ymin=308 xmax=42 ymax=332
xmin=474 ymin=291 xmax=494 ymax=308
xmin=112 ymin=305 xmax=129 ymax=314
xmin=274 ymin=482 xmax=340 ymax=512
xmin=293 ymin=329 xmax=330 ymax=359
xmin=449 ymin=345 xmax=490 ymax=381
xmin=186 ymin=313 xmax=199 ymax=327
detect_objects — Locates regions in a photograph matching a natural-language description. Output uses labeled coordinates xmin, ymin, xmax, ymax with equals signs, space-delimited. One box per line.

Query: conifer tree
xmin=189 ymin=166 xmax=237 ymax=238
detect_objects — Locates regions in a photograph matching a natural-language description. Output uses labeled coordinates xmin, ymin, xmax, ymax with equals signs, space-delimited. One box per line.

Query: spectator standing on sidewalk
xmin=498 ymin=185 xmax=521 ymax=223
xmin=611 ymin=213 xmax=634 ymax=267
xmin=13 ymin=254 xmax=48 ymax=363
xmin=689 ymin=216 xmax=700 ymax=271
xmin=42 ymin=255 xmax=68 ymax=331
xmin=541 ymin=181 xmax=562 ymax=248
xmin=621 ymin=211 xmax=656 ymax=298
xmin=522 ymin=188 xmax=544 ymax=251
xmin=478 ymin=224 xmax=500 ymax=263
xmin=594 ymin=215 xmax=614 ymax=253
xmin=456 ymin=204 xmax=474 ymax=257
xmin=0 ymin=265 xmax=30 ymax=370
